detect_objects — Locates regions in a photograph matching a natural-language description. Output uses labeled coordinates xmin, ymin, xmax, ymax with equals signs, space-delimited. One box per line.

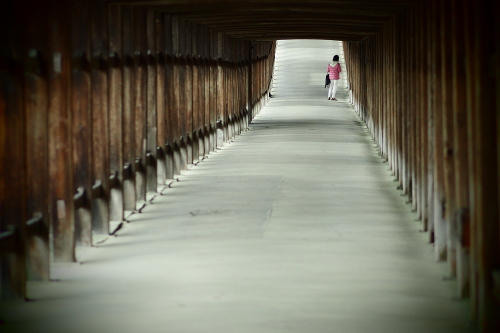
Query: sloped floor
xmin=0 ymin=40 xmax=474 ymax=333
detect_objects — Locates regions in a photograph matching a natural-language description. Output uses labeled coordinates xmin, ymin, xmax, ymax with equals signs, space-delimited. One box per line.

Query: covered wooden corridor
xmin=1 ymin=1 xmax=499 ymax=332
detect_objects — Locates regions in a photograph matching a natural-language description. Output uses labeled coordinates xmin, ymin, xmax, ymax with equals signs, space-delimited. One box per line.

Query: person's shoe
xmin=332 ymin=98 xmax=337 ymax=101
xmin=328 ymin=97 xmax=331 ymax=100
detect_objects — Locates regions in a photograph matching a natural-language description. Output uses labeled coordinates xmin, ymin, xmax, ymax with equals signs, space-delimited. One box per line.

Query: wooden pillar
xmin=247 ymin=41 xmax=253 ymax=125
xmin=216 ymin=33 xmax=224 ymax=149
xmin=146 ymin=10 xmax=157 ymax=193
xmin=133 ymin=8 xmax=147 ymax=205
xmin=386 ymin=21 xmax=395 ymax=178
xmin=23 ymin=1 xmax=50 ymax=281
xmin=179 ymin=19 xmax=188 ymax=170
xmin=172 ymin=17 xmax=186 ymax=172
xmin=171 ymin=67 xmax=182 ymax=177
xmin=417 ymin=3 xmax=429 ymax=228
xmin=155 ymin=12 xmax=167 ymax=185
xmin=191 ymin=23 xmax=201 ymax=163
xmin=394 ymin=18 xmax=402 ymax=187
xmin=414 ymin=6 xmax=422 ymax=217
xmin=450 ymin=0 xmax=471 ymax=298
xmin=90 ymin=1 xmax=110 ymax=234
xmin=209 ymin=32 xmax=217 ymax=150
xmin=432 ymin=0 xmax=448 ymax=262
xmin=196 ymin=27 xmax=206 ymax=159
xmin=409 ymin=8 xmax=418 ymax=212
xmin=463 ymin=0 xmax=479 ymax=318
xmin=426 ymin=0 xmax=437 ymax=244
xmin=48 ymin=0 xmax=75 ymax=262
xmin=122 ymin=5 xmax=136 ymax=210
xmin=440 ymin=0 xmax=458 ymax=277
xmin=71 ymin=0 xmax=92 ymax=247
xmin=163 ymin=14 xmax=175 ymax=180
xmin=467 ymin=0 xmax=500 ymax=330
xmin=185 ymin=22 xmax=194 ymax=165
xmin=401 ymin=12 xmax=410 ymax=196
xmin=203 ymin=31 xmax=211 ymax=152
xmin=108 ymin=4 xmax=124 ymax=222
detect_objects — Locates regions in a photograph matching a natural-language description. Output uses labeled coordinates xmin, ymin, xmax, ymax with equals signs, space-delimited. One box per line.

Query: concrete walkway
xmin=1 ymin=40 xmax=473 ymax=333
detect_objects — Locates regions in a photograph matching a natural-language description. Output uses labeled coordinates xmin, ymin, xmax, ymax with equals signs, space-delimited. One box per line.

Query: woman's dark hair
xmin=333 ymin=55 xmax=339 ymax=61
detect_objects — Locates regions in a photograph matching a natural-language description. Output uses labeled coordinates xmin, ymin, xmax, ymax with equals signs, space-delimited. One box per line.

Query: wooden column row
xmin=0 ymin=0 xmax=276 ymax=300
xmin=343 ymin=0 xmax=499 ymax=331
xmin=250 ymin=42 xmax=276 ymax=119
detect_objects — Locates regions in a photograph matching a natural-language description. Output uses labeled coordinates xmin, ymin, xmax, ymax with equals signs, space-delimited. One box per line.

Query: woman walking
xmin=327 ymin=55 xmax=342 ymax=101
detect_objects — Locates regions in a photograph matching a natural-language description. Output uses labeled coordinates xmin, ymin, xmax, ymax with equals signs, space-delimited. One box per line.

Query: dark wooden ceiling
xmin=111 ymin=0 xmax=422 ymax=41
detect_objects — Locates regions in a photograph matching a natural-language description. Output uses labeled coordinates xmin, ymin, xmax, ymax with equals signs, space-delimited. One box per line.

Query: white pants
xmin=328 ymin=79 xmax=338 ymax=98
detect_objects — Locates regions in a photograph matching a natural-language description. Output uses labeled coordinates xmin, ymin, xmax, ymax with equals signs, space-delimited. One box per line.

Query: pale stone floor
xmin=0 ymin=40 xmax=475 ymax=333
